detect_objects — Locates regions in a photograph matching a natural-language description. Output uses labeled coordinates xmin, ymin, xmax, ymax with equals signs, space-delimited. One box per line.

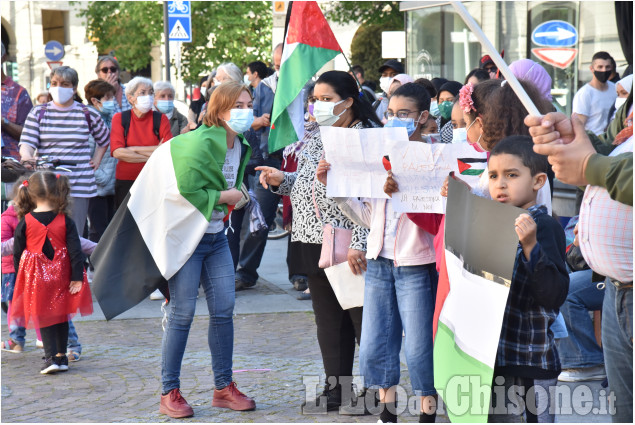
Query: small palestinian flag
xmin=433 ymin=178 xmax=522 ymax=422
xmin=457 ymin=157 xmax=487 ymax=176
xmin=268 ymin=1 xmax=343 ymax=153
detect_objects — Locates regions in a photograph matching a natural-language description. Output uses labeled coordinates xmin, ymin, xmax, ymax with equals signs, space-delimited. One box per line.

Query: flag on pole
xmin=433 ymin=178 xmax=522 ymax=422
xmin=268 ymin=1 xmax=342 ymax=153
xmin=91 ymin=125 xmax=251 ymax=320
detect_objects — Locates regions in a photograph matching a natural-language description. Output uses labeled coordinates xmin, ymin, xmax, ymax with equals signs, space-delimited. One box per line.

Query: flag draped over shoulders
xmin=91 ymin=124 xmax=251 ymax=320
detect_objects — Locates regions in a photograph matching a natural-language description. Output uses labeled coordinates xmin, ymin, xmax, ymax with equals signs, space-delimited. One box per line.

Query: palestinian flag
xmin=91 ymin=125 xmax=250 ymax=320
xmin=433 ymin=178 xmax=521 ymax=422
xmin=457 ymin=157 xmax=487 ymax=176
xmin=268 ymin=1 xmax=342 ymax=153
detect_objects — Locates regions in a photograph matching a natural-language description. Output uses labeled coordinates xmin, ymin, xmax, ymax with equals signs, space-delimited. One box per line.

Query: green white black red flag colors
xmin=433 ymin=178 xmax=522 ymax=422
xmin=91 ymin=125 xmax=250 ymax=320
xmin=268 ymin=1 xmax=342 ymax=153
xmin=457 ymin=157 xmax=487 ymax=176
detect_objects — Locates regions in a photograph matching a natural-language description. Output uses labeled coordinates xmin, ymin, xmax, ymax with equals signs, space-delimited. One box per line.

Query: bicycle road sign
xmin=167 ymin=0 xmax=192 ymax=42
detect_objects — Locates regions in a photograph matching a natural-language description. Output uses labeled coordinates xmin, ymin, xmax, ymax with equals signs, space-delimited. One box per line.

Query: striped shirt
xmin=579 ymin=136 xmax=633 ymax=283
xmin=19 ymin=101 xmax=111 ymax=197
xmin=114 ymin=84 xmax=132 ymax=113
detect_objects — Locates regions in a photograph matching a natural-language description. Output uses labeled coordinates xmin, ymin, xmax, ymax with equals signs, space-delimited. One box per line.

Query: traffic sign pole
xmin=163 ymin=1 xmax=171 ymax=82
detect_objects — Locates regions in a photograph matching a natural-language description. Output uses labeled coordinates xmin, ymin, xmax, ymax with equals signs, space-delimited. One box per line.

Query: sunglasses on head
xmin=100 ymin=66 xmax=118 ymax=74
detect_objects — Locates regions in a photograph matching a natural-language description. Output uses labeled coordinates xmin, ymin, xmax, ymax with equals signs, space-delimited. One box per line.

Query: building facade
xmin=400 ymin=1 xmax=628 ymax=115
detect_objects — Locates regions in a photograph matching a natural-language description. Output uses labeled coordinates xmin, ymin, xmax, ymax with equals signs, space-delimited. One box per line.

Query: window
xmin=42 ymin=10 xmax=68 ymax=45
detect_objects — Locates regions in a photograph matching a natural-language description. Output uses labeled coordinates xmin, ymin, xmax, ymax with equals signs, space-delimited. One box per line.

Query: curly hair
xmin=14 ymin=171 xmax=72 ymax=220
xmin=467 ymin=79 xmax=553 ymax=151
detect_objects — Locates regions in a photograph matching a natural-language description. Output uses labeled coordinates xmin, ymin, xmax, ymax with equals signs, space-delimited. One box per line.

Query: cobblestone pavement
xmin=2 ymin=312 xmax=433 ymax=423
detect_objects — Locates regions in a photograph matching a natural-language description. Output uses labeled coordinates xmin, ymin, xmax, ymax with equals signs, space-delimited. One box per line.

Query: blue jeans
xmin=228 ymin=161 xmax=281 ymax=284
xmin=555 ymin=269 xmax=604 ymax=369
xmin=602 ymin=278 xmax=633 ymax=423
xmin=359 ymin=257 xmax=438 ymax=396
xmin=67 ymin=320 xmax=81 ymax=353
xmin=161 ymin=231 xmax=235 ymax=393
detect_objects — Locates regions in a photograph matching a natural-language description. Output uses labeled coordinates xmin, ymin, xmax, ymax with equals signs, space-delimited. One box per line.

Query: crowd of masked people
xmin=2 ymin=35 xmax=632 ymax=423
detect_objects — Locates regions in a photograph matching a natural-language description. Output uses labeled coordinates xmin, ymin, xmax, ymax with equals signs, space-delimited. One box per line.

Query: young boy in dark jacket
xmin=486 ymin=136 xmax=569 ymax=423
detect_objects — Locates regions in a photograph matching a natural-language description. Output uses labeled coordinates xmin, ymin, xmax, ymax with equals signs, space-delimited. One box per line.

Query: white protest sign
xmin=321 ymin=126 xmax=410 ymax=198
xmin=390 ymin=142 xmax=488 ymax=213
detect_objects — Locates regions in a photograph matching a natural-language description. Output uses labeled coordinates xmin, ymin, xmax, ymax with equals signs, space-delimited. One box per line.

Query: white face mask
xmin=200 ymin=87 xmax=207 ymax=98
xmin=615 ymin=97 xmax=627 ymax=111
xmin=379 ymin=76 xmax=394 ymax=95
xmin=452 ymin=127 xmax=468 ymax=143
xmin=135 ymin=95 xmax=154 ymax=113
xmin=49 ymin=86 xmax=75 ymax=104
xmin=313 ymin=99 xmax=346 ymax=127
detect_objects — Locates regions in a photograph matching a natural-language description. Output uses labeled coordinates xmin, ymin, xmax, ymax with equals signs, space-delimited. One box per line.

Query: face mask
xmin=156 ymin=100 xmax=174 ymax=115
xmin=313 ymin=99 xmax=346 ymax=126
xmin=135 ymin=95 xmax=154 ymax=113
xmin=384 ymin=116 xmax=419 ymax=137
xmin=99 ymin=99 xmax=116 ymax=116
xmin=225 ymin=108 xmax=254 ymax=134
xmin=438 ymin=101 xmax=453 ymax=120
xmin=379 ymin=76 xmax=394 ymax=95
xmin=429 ymin=100 xmax=440 ymax=117
xmin=49 ymin=86 xmax=75 ymax=104
xmin=594 ymin=70 xmax=612 ymax=84
xmin=615 ymin=97 xmax=627 ymax=110
xmin=200 ymin=87 xmax=207 ymax=98
xmin=452 ymin=127 xmax=468 ymax=143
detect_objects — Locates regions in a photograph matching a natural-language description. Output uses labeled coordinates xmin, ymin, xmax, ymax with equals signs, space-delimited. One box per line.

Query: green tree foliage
xmin=326 ymin=1 xmax=403 ymax=28
xmin=181 ymin=1 xmax=272 ymax=83
xmin=326 ymin=1 xmax=403 ymax=84
xmin=76 ymin=1 xmax=163 ymax=72
xmin=76 ymin=1 xmax=272 ymax=83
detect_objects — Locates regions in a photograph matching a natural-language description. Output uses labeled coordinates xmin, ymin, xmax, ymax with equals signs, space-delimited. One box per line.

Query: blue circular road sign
xmin=44 ymin=40 xmax=65 ymax=61
xmin=532 ymin=21 xmax=578 ymax=48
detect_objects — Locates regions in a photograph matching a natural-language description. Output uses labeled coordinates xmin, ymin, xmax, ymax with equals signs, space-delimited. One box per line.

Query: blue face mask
xmin=384 ymin=114 xmax=421 ymax=137
xmin=156 ymin=100 xmax=174 ymax=115
xmin=99 ymin=99 xmax=116 ymax=117
xmin=225 ymin=108 xmax=254 ymax=134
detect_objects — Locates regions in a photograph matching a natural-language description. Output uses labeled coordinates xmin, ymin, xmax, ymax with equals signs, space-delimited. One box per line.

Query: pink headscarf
xmin=392 ymin=73 xmax=414 ymax=86
xmin=509 ymin=59 xmax=552 ymax=101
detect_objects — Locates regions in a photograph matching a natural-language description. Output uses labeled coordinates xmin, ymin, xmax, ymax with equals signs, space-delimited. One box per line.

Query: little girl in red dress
xmin=11 ymin=171 xmax=93 ymax=374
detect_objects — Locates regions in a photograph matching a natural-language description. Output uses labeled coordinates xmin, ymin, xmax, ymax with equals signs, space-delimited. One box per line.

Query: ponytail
xmin=12 ymin=171 xmax=72 ymax=219
xmin=14 ymin=178 xmax=36 ymax=220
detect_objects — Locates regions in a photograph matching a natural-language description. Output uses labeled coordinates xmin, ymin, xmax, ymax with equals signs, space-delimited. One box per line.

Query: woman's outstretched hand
xmin=255 ymin=166 xmax=284 ymax=189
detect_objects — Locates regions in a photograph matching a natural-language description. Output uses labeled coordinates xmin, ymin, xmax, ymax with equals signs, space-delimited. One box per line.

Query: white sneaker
xmin=558 ymin=365 xmax=606 ymax=382
xmin=150 ymin=289 xmax=165 ymax=300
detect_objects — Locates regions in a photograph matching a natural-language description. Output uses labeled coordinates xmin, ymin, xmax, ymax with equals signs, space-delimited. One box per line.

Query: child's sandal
xmin=66 ymin=350 xmax=81 ymax=362
xmin=1 ymin=339 xmax=23 ymax=353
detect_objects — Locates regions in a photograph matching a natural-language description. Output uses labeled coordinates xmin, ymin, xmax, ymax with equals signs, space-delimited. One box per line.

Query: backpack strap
xmin=152 ymin=111 xmax=161 ymax=140
xmin=80 ymin=105 xmax=93 ymax=134
xmin=37 ymin=104 xmax=48 ymax=123
xmin=121 ymin=110 xmax=132 ymax=147
xmin=372 ymin=98 xmax=382 ymax=111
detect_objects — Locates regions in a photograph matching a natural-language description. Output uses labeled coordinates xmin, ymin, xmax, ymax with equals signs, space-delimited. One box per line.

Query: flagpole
xmin=451 ymin=1 xmax=541 ymax=117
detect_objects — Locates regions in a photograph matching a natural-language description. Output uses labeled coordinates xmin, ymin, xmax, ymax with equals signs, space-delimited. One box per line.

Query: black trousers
xmin=39 ymin=322 xmax=69 ymax=358
xmin=299 ymin=242 xmax=363 ymax=384
xmin=88 ymin=195 xmax=116 ymax=242
xmin=114 ymin=179 xmax=135 ymax=210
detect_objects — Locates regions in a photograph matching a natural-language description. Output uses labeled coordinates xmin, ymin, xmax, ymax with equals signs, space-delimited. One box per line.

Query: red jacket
xmin=1 ymin=205 xmax=19 ymax=273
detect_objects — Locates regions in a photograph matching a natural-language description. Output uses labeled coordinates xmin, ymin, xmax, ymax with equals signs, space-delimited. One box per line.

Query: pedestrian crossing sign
xmin=167 ymin=0 xmax=192 ymax=42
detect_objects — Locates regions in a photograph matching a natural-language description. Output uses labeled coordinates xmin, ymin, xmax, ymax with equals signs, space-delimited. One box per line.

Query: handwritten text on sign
xmin=390 ymin=143 xmax=487 ymax=213
xmin=321 ymin=126 xmax=410 ymax=198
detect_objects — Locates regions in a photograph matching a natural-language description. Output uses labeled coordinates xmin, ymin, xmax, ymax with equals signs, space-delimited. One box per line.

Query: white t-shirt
xmin=572 ymin=82 xmax=617 ymax=135
xmin=378 ymin=199 xmax=401 ymax=260
xmin=207 ymin=138 xmax=241 ymax=233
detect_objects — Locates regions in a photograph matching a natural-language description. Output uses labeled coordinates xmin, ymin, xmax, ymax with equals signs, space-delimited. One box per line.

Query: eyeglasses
xmin=100 ymin=66 xmax=118 ymax=74
xmin=385 ymin=110 xmax=419 ymax=120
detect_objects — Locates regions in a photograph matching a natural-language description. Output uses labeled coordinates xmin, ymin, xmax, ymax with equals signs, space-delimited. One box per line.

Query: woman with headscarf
xmin=435 ymin=81 xmax=462 ymax=143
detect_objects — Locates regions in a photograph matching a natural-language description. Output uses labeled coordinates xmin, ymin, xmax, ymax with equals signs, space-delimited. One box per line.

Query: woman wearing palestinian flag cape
xmin=91 ymin=82 xmax=255 ymax=418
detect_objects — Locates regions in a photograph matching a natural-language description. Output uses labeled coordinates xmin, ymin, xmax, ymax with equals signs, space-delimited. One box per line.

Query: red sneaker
xmin=159 ymin=388 xmax=194 ymax=418
xmin=212 ymin=382 xmax=256 ymax=411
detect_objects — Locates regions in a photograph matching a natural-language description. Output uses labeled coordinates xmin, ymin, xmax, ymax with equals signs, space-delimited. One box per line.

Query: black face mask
xmin=593 ymin=70 xmax=612 ymax=84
